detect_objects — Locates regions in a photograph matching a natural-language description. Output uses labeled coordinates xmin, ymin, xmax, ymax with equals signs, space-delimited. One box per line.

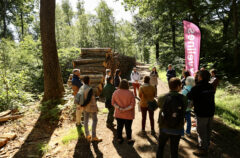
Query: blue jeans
xmin=185 ymin=111 xmax=191 ymax=134
xmin=84 ymin=112 xmax=98 ymax=137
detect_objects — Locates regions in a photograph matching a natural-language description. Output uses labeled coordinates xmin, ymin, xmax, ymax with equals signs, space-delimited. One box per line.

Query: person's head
xmin=83 ymin=76 xmax=90 ymax=85
xmin=198 ymin=70 xmax=211 ymax=82
xmin=107 ymin=76 xmax=113 ymax=84
xmin=185 ymin=76 xmax=195 ymax=87
xmin=152 ymin=67 xmax=157 ymax=72
xmin=133 ymin=67 xmax=137 ymax=72
xmin=115 ymin=69 xmax=121 ymax=76
xmin=106 ymin=69 xmax=111 ymax=76
xmin=168 ymin=64 xmax=172 ymax=70
xmin=183 ymin=71 xmax=191 ymax=79
xmin=168 ymin=77 xmax=182 ymax=92
xmin=144 ymin=76 xmax=150 ymax=84
xmin=210 ymin=69 xmax=217 ymax=77
xmin=73 ymin=69 xmax=80 ymax=76
xmin=119 ymin=79 xmax=129 ymax=90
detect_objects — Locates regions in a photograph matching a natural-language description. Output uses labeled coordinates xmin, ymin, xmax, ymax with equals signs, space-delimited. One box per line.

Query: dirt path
xmin=1 ymin=64 xmax=240 ymax=158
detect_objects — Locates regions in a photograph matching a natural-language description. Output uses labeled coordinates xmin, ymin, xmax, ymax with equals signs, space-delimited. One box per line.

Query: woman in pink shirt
xmin=112 ymin=79 xmax=136 ymax=144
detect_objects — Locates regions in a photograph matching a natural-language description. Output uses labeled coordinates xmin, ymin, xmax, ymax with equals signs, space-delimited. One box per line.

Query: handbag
xmin=147 ymin=99 xmax=158 ymax=111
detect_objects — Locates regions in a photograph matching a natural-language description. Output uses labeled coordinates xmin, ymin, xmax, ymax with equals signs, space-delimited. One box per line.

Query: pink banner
xmin=183 ymin=20 xmax=201 ymax=76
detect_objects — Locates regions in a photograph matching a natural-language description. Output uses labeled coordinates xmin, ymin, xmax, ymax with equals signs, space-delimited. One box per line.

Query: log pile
xmin=0 ymin=133 xmax=17 ymax=148
xmin=0 ymin=109 xmax=23 ymax=122
xmin=70 ymin=48 xmax=113 ymax=96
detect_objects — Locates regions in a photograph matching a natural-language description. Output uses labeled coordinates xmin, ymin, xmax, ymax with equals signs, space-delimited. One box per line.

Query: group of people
xmin=71 ymin=64 xmax=219 ymax=157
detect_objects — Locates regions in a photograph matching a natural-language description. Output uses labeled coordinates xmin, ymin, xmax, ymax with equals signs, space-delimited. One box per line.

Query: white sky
xmin=56 ymin=0 xmax=134 ymax=22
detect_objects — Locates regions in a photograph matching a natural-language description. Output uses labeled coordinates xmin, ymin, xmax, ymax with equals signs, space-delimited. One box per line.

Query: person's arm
xmin=120 ymin=94 xmax=135 ymax=111
xmin=139 ymin=87 xmax=143 ymax=98
xmin=157 ymin=94 xmax=166 ymax=109
xmin=130 ymin=72 xmax=133 ymax=81
xmin=82 ymin=89 xmax=93 ymax=106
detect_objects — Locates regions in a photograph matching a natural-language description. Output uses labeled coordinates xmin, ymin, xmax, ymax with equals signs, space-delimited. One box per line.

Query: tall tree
xmin=61 ymin=0 xmax=74 ymax=26
xmin=40 ymin=0 xmax=64 ymax=101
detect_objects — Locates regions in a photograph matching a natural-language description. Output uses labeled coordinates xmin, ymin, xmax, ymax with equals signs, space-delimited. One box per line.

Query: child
xmin=157 ymin=77 xmax=187 ymax=158
xmin=181 ymin=76 xmax=195 ymax=136
xmin=80 ymin=76 xmax=102 ymax=142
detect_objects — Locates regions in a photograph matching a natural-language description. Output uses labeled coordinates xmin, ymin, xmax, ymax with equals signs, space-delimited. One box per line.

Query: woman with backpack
xmin=112 ymin=79 xmax=136 ymax=144
xmin=139 ymin=76 xmax=156 ymax=135
xmin=181 ymin=76 xmax=195 ymax=136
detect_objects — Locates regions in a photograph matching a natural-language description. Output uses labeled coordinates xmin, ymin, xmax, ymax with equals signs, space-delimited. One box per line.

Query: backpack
xmin=160 ymin=93 xmax=185 ymax=129
xmin=74 ymin=86 xmax=88 ymax=106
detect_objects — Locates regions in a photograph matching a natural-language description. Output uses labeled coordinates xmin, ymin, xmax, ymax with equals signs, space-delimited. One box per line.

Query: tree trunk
xmin=155 ymin=41 xmax=159 ymax=60
xmin=187 ymin=0 xmax=200 ymax=26
xmin=170 ymin=14 xmax=176 ymax=53
xmin=21 ymin=11 xmax=24 ymax=40
xmin=40 ymin=0 xmax=64 ymax=101
xmin=232 ymin=0 xmax=239 ymax=72
xmin=1 ymin=0 xmax=7 ymax=38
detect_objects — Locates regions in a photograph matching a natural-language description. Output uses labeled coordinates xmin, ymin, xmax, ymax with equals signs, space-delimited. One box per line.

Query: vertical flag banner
xmin=183 ymin=20 xmax=201 ymax=76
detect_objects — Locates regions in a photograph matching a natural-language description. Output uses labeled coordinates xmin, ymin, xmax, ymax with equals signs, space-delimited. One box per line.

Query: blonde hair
xmin=185 ymin=76 xmax=195 ymax=87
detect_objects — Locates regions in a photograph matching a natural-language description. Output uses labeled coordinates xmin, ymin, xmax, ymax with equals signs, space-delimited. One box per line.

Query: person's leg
xmin=206 ymin=117 xmax=213 ymax=148
xmin=136 ymin=83 xmax=140 ymax=95
xmin=91 ymin=112 xmax=98 ymax=138
xmin=84 ymin=111 xmax=90 ymax=136
xmin=116 ymin=118 xmax=124 ymax=140
xmin=169 ymin=134 xmax=181 ymax=158
xmin=107 ymin=106 xmax=115 ymax=126
xmin=141 ymin=107 xmax=147 ymax=131
xmin=155 ymin=85 xmax=157 ymax=97
xmin=76 ymin=105 xmax=82 ymax=125
xmin=132 ymin=83 xmax=137 ymax=96
xmin=125 ymin=119 xmax=133 ymax=140
xmin=148 ymin=109 xmax=155 ymax=132
xmin=185 ymin=111 xmax=191 ymax=134
xmin=196 ymin=116 xmax=208 ymax=150
xmin=156 ymin=132 xmax=169 ymax=158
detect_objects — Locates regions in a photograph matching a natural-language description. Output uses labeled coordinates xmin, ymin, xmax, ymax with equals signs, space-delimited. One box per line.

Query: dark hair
xmin=184 ymin=71 xmax=190 ymax=78
xmin=199 ymin=70 xmax=211 ymax=82
xmin=144 ymin=76 xmax=150 ymax=83
xmin=119 ymin=79 xmax=129 ymax=90
xmin=83 ymin=76 xmax=90 ymax=84
xmin=115 ymin=69 xmax=121 ymax=76
xmin=151 ymin=67 xmax=157 ymax=74
xmin=107 ymin=76 xmax=112 ymax=83
xmin=210 ymin=69 xmax=217 ymax=75
xmin=168 ymin=77 xmax=181 ymax=91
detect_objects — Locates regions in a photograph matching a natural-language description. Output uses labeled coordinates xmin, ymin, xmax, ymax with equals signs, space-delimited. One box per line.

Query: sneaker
xmin=151 ymin=130 xmax=156 ymax=135
xmin=117 ymin=138 xmax=124 ymax=144
xmin=127 ymin=139 xmax=135 ymax=145
xmin=92 ymin=137 xmax=102 ymax=142
xmin=193 ymin=149 xmax=208 ymax=157
xmin=86 ymin=135 xmax=91 ymax=142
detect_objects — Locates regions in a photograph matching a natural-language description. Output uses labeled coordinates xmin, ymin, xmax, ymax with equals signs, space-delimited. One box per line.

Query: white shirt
xmin=131 ymin=71 xmax=140 ymax=82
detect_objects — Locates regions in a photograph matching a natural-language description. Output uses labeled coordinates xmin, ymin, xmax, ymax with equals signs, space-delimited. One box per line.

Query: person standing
xmin=139 ymin=76 xmax=156 ymax=135
xmin=181 ymin=70 xmax=191 ymax=88
xmin=80 ymin=76 xmax=102 ymax=142
xmin=181 ymin=76 xmax=195 ymax=136
xmin=166 ymin=64 xmax=176 ymax=82
xmin=102 ymin=76 xmax=116 ymax=128
xmin=114 ymin=69 xmax=121 ymax=88
xmin=157 ymin=77 xmax=187 ymax=158
xmin=105 ymin=69 xmax=111 ymax=85
xmin=150 ymin=67 xmax=159 ymax=95
xmin=131 ymin=67 xmax=141 ymax=96
xmin=112 ymin=79 xmax=136 ymax=144
xmin=209 ymin=69 xmax=219 ymax=93
xmin=187 ymin=70 xmax=215 ymax=156
xmin=72 ymin=69 xmax=83 ymax=126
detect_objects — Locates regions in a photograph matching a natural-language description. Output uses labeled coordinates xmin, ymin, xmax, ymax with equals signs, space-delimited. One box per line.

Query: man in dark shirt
xmin=166 ymin=64 xmax=176 ymax=82
xmin=188 ymin=70 xmax=215 ymax=156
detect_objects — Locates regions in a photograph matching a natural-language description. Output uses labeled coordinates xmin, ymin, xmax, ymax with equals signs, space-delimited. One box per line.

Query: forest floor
xmin=1 ymin=65 xmax=240 ymax=158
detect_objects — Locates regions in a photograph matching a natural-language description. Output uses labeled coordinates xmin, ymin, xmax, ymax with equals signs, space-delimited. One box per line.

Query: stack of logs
xmin=71 ymin=48 xmax=113 ymax=96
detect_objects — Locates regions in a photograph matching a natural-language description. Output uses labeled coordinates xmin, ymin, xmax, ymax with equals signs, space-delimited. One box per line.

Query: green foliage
xmin=62 ymin=126 xmax=85 ymax=144
xmin=37 ymin=142 xmax=49 ymax=154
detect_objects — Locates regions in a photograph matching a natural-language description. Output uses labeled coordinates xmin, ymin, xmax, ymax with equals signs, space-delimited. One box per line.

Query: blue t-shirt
xmin=72 ymin=75 xmax=83 ymax=88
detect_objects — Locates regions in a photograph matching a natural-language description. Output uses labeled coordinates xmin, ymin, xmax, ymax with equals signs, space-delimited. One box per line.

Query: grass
xmin=215 ymin=88 xmax=240 ymax=130
xmin=37 ymin=142 xmax=49 ymax=154
xmin=62 ymin=126 xmax=85 ymax=144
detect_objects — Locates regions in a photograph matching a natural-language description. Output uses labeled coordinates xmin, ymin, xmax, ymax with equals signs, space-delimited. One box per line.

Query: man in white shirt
xmin=131 ymin=67 xmax=141 ymax=96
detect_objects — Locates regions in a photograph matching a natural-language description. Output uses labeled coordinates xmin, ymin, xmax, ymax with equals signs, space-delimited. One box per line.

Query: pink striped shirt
xmin=112 ymin=89 xmax=136 ymax=120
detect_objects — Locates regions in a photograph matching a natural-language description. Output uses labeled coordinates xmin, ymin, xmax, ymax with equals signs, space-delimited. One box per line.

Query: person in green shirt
xmin=102 ymin=76 xmax=116 ymax=128
xmin=157 ymin=77 xmax=187 ymax=158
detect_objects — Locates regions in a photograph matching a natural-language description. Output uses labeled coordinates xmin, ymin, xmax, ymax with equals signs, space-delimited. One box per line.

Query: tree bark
xmin=232 ymin=0 xmax=239 ymax=72
xmin=40 ymin=0 xmax=64 ymax=101
xmin=187 ymin=0 xmax=200 ymax=26
xmin=155 ymin=41 xmax=159 ymax=60
xmin=170 ymin=13 xmax=176 ymax=53
xmin=21 ymin=11 xmax=24 ymax=40
xmin=1 ymin=0 xmax=7 ymax=38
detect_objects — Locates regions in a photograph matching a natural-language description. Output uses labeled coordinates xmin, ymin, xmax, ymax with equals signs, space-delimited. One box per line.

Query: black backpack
xmin=160 ymin=93 xmax=185 ymax=129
